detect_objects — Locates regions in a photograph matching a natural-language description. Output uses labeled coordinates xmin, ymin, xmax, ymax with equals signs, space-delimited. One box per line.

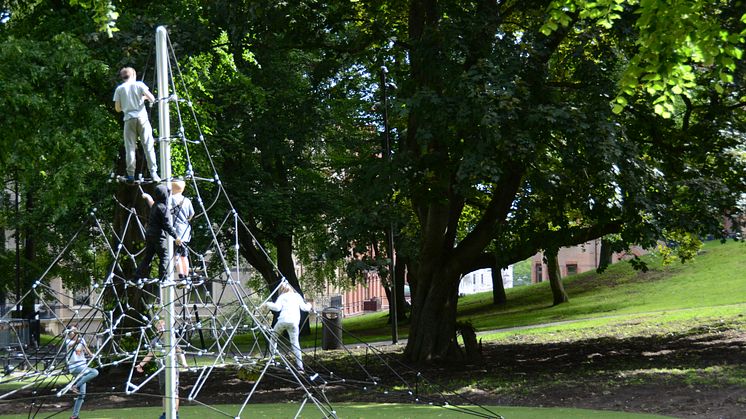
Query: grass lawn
xmin=324 ymin=239 xmax=746 ymax=344
xmin=5 ymin=241 xmax=741 ymax=418
xmin=214 ymin=240 xmax=746 ymax=349
xmin=0 ymin=403 xmax=673 ymax=418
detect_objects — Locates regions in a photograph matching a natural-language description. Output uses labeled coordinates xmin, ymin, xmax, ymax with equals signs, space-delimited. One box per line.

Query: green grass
xmin=0 ymin=373 xmax=72 ymax=391
xmin=0 ymin=403 xmax=673 ymax=418
xmin=329 ymin=240 xmax=746 ymax=344
xmin=9 ymin=244 xmax=738 ymax=417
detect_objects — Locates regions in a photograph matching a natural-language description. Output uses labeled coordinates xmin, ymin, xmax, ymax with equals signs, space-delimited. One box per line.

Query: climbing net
xmin=0 ymin=29 xmax=502 ymax=419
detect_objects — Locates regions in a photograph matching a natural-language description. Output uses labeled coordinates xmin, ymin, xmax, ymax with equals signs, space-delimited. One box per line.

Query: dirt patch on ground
xmin=2 ymin=325 xmax=745 ymax=418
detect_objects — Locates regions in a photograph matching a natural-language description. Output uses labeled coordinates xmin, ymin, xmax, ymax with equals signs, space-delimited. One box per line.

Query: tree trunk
xmin=404 ymin=0 xmax=519 ymax=364
xmin=546 ymin=250 xmax=569 ymax=305
xmin=403 ymin=268 xmax=461 ymax=363
xmin=491 ymin=258 xmax=507 ymax=306
xmin=21 ymin=189 xmax=36 ymax=319
xmin=382 ymin=282 xmax=392 ymax=317
xmin=597 ymin=238 xmax=613 ymax=272
xmin=456 ymin=322 xmax=482 ymax=364
xmin=0 ymin=223 xmax=4 ymax=316
xmin=110 ymin=148 xmax=151 ymax=332
xmin=394 ymin=257 xmax=408 ymax=319
xmin=404 ymin=257 xmax=417 ymax=303
xmin=237 ymin=226 xmax=278 ymax=281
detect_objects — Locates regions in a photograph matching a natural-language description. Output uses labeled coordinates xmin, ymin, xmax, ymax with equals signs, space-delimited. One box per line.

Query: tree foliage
xmin=1 ymin=0 xmax=743 ymax=364
xmin=543 ymin=0 xmax=746 ymax=117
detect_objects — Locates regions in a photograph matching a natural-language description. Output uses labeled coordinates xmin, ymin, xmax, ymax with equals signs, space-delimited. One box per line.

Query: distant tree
xmin=0 ymin=33 xmax=117 ymax=315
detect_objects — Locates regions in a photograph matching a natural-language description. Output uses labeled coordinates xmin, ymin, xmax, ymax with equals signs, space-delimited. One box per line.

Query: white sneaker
xmin=152 ymin=174 xmax=161 ymax=182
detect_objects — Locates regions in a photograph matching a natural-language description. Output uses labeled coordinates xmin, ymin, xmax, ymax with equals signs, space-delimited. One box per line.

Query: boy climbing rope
xmin=113 ymin=67 xmax=161 ymax=182
xmin=65 ymin=326 xmax=98 ymax=419
xmin=261 ymin=282 xmax=313 ymax=373
xmin=137 ymin=184 xmax=181 ymax=281
xmin=170 ymin=180 xmax=195 ymax=282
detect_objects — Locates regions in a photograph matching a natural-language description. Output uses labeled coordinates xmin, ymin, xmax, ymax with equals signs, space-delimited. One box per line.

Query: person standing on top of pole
xmin=113 ymin=67 xmax=161 ymax=182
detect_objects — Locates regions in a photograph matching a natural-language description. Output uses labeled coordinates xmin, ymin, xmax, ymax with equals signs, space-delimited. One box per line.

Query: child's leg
xmin=175 ymin=244 xmax=189 ymax=277
xmin=156 ymin=237 xmax=169 ymax=280
xmin=180 ymin=255 xmax=189 ymax=277
xmin=136 ymin=240 xmax=157 ymax=279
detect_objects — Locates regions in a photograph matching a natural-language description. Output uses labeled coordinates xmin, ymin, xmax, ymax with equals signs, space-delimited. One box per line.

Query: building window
xmin=566 ymin=263 xmax=578 ymax=276
xmin=535 ymin=264 xmax=543 ymax=282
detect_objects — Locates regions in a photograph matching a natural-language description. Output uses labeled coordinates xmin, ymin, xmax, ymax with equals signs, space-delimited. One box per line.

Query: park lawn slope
xmin=332 ymin=240 xmax=746 ymax=344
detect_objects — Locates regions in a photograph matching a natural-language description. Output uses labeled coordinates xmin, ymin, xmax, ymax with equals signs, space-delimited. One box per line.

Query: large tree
xmin=393 ymin=0 xmax=745 ymax=363
xmin=198 ymin=1 xmax=375 ymax=308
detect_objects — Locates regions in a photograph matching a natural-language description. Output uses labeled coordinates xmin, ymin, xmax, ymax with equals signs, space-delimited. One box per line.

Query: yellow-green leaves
xmin=544 ymin=0 xmax=745 ymax=118
xmin=68 ymin=0 xmax=118 ymax=37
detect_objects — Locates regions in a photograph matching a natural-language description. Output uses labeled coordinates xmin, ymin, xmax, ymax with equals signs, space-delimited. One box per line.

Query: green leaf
xmin=719 ymin=72 xmax=733 ymax=83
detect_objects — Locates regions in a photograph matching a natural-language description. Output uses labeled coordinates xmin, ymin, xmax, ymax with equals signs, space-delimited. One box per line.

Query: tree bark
xmin=0 ymin=222 xmax=4 ymax=315
xmin=546 ymin=249 xmax=569 ymax=305
xmin=403 ymin=267 xmax=462 ymax=363
xmin=110 ymin=148 xmax=151 ymax=332
xmin=457 ymin=322 xmax=482 ymax=364
xmin=491 ymin=262 xmax=507 ymax=306
xmin=597 ymin=238 xmax=614 ymax=272
xmin=21 ymin=189 xmax=36 ymax=319
xmin=394 ymin=256 xmax=408 ymax=319
xmin=237 ymin=224 xmax=278 ymax=281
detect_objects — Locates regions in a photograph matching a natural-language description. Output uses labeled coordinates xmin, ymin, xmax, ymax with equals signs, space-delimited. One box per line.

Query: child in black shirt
xmin=136 ymin=184 xmax=182 ymax=281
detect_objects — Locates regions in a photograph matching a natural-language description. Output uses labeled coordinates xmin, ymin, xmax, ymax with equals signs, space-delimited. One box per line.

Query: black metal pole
xmin=381 ymin=64 xmax=398 ymax=344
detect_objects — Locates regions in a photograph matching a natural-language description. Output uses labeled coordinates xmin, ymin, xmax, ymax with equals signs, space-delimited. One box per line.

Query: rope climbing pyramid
xmin=0 ymin=27 xmax=501 ymax=419
xmin=0 ymin=26 xmax=336 ymax=419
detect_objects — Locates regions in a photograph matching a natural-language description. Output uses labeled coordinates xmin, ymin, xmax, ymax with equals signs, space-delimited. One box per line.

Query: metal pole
xmin=156 ymin=25 xmax=177 ymax=419
xmin=381 ymin=64 xmax=398 ymax=344
xmin=234 ymin=210 xmax=239 ymax=283
xmin=14 ymin=175 xmax=20 ymax=316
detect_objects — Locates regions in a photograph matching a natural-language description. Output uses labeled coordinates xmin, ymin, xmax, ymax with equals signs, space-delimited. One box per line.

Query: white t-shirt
xmin=113 ymin=80 xmax=151 ymax=121
xmin=66 ymin=337 xmax=87 ymax=370
xmin=265 ymin=292 xmax=312 ymax=325
xmin=171 ymin=193 xmax=194 ymax=242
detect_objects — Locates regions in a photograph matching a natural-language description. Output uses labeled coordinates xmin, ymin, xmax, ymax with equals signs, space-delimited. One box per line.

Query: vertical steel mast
xmin=155 ymin=25 xmax=177 ymax=419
